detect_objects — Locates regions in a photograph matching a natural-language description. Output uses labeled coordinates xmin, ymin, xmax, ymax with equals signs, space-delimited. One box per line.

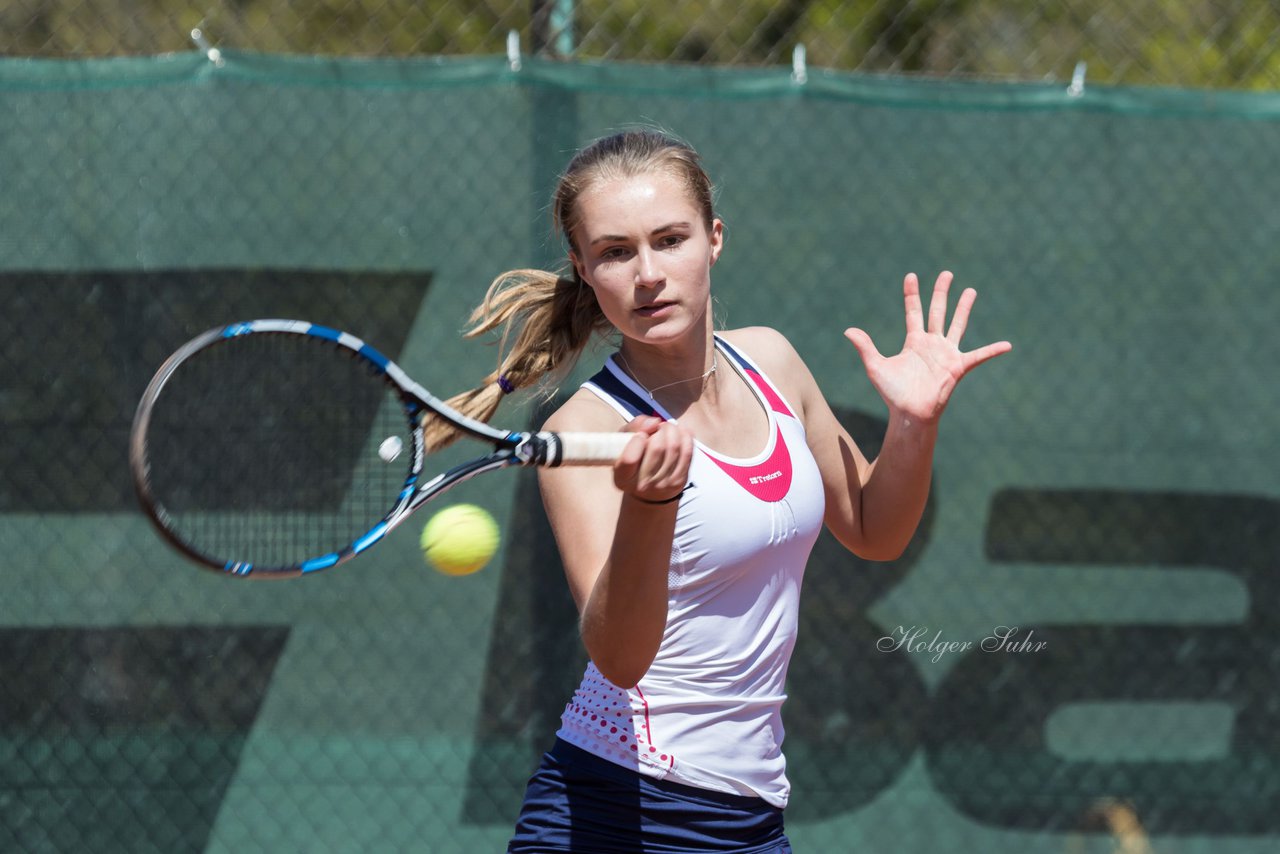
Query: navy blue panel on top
xmin=586 ymin=364 xmax=659 ymax=419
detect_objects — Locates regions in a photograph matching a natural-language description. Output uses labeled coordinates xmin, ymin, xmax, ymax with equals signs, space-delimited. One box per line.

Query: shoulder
xmin=540 ymin=384 xmax=628 ymax=434
xmin=718 ymin=326 xmax=821 ymax=418
xmin=718 ymin=326 xmax=807 ymax=376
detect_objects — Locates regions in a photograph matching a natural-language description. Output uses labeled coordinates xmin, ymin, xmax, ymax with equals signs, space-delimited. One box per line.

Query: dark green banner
xmin=2 ymin=53 xmax=1277 ymax=852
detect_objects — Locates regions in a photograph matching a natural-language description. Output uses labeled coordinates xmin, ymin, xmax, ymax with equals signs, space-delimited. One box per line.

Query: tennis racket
xmin=129 ymin=319 xmax=629 ymax=578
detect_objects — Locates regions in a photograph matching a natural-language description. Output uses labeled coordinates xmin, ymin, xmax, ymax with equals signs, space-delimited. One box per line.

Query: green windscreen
xmin=2 ymin=53 xmax=1277 ymax=852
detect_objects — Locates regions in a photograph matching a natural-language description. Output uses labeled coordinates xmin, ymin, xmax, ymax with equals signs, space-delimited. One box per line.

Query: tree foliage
xmin=3 ymin=0 xmax=1278 ymax=90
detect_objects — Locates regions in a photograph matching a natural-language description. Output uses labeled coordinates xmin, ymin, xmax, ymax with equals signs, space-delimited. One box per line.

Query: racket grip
xmin=546 ymin=431 xmax=634 ymax=466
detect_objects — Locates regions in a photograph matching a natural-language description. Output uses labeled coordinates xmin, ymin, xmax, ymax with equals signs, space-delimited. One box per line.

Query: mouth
xmin=634 ymin=301 xmax=675 ymax=318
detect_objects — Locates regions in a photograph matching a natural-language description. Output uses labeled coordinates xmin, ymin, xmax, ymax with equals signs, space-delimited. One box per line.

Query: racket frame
xmin=130 ymin=319 xmax=623 ymax=577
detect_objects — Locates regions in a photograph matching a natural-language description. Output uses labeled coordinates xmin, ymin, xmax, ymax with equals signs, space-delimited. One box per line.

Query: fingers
xmin=902 ymin=273 xmax=924 ymax=334
xmin=896 ymin=270 xmax=1012 ymax=375
xmin=844 ymin=327 xmax=883 ymax=367
xmin=932 ymin=277 xmax=1012 ymax=369
xmin=616 ymin=415 xmax=662 ymax=467
xmin=927 ymin=270 xmax=953 ymax=335
xmin=946 ymin=286 xmax=977 ymax=345
xmin=962 ymin=339 xmax=1013 ymax=372
xmin=623 ymin=415 xmax=665 ymax=437
xmin=904 ymin=271 xmax=983 ymax=346
xmin=905 ymin=271 xmax=957 ymax=336
xmin=614 ymin=419 xmax=694 ymax=503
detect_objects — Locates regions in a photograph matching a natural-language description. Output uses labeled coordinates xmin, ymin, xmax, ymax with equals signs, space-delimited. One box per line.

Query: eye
xmin=657 ymin=233 xmax=687 ymax=249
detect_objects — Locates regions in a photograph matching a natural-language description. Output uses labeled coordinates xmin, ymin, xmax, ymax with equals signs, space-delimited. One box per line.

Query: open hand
xmin=843 ymin=271 xmax=1011 ymax=424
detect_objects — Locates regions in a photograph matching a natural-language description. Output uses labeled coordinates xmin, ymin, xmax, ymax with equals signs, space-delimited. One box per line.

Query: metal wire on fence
xmin=4 ymin=2 xmax=1280 ymax=852
xmin=6 ymin=0 xmax=1280 ymax=89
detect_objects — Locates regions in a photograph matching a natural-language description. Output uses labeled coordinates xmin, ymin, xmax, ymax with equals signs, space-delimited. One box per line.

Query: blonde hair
xmin=424 ymin=128 xmax=717 ymax=451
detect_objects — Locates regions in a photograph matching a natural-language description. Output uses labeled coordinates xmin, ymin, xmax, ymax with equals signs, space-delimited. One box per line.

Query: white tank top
xmin=554 ymin=335 xmax=826 ymax=808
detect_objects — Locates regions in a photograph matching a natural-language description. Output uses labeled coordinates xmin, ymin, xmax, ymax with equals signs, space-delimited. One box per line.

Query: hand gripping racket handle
xmin=540 ymin=431 xmax=635 ymax=466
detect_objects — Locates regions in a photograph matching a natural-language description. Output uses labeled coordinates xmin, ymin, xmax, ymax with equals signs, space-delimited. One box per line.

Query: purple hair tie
xmin=496 ymin=375 xmax=516 ymax=395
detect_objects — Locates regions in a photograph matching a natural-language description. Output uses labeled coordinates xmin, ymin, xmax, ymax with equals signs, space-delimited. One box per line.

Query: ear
xmin=708 ymin=218 xmax=725 ymax=267
xmin=569 ymin=250 xmax=591 ymax=287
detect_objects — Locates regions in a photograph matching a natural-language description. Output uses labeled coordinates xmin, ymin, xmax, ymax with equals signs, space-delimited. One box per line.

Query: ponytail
xmin=425 ymin=128 xmax=715 ymax=452
xmin=422 ymin=268 xmax=611 ymax=452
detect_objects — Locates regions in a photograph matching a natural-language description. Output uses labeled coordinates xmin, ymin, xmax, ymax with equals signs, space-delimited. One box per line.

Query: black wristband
xmin=629 ymin=483 xmax=690 ymax=505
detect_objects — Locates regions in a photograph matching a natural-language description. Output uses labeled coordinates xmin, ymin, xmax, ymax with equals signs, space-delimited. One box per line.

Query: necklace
xmin=617 ymin=350 xmax=718 ymax=398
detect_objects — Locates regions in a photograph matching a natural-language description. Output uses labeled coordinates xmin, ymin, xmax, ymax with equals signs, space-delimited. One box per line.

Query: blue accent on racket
xmin=129 ymin=319 xmax=630 ymax=578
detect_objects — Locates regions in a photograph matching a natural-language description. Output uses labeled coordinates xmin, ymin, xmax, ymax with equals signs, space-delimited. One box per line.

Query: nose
xmin=634 ymin=247 xmax=663 ymax=287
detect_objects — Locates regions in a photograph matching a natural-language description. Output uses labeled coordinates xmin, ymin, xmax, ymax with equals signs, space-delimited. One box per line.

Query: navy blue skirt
xmin=507 ymin=739 xmax=792 ymax=853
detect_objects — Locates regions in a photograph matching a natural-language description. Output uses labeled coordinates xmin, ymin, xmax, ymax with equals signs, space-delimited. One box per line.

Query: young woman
xmin=433 ymin=129 xmax=1010 ymax=852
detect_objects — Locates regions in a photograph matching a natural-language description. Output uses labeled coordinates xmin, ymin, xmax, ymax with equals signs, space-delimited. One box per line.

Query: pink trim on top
xmin=706 ymin=425 xmax=793 ymax=502
xmin=744 ymin=368 xmax=795 ymax=417
xmin=700 ymin=358 xmax=797 ymax=503
xmin=633 ymin=685 xmax=676 ymax=768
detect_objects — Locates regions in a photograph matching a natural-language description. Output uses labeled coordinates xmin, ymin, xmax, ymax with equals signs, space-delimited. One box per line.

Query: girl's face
xmin=569 ymin=169 xmax=723 ymax=348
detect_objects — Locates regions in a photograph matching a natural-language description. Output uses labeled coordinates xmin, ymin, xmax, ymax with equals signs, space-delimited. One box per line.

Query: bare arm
xmin=733 ymin=271 xmax=1010 ymax=561
xmin=796 ymin=355 xmax=938 ymax=561
xmin=735 ymin=328 xmax=926 ymax=560
xmin=538 ymin=396 xmax=693 ymax=688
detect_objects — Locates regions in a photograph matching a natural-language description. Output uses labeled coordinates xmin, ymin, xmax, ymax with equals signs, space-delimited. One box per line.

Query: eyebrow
xmin=588 ymin=221 xmax=692 ymax=246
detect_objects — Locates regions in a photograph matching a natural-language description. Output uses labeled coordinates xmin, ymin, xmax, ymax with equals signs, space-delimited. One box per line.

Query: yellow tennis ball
xmin=420 ymin=504 xmax=500 ymax=576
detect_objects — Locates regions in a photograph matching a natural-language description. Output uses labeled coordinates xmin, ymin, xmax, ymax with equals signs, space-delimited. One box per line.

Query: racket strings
xmin=142 ymin=333 xmax=412 ymax=569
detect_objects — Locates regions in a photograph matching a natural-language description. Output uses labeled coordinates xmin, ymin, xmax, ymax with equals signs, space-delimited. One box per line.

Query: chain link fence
xmin=3 ymin=2 xmax=1280 ymax=853
xmin=6 ymin=0 xmax=1280 ymax=89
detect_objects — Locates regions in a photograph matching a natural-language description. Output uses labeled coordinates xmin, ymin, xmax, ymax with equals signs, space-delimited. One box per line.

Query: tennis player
xmin=441 ymin=129 xmax=1010 ymax=852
